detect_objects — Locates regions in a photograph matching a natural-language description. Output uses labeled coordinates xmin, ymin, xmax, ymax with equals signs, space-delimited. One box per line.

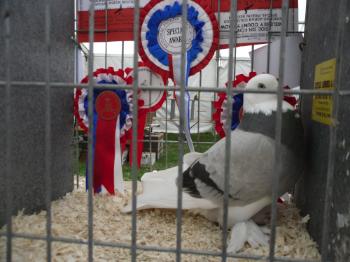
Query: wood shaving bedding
xmin=0 ymin=178 xmax=320 ymax=262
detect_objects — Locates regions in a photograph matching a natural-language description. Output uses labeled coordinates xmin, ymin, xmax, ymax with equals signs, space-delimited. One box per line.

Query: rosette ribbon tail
xmin=113 ymin=117 xmax=124 ymax=193
xmin=93 ymin=109 xmax=124 ymax=195
xmin=172 ymin=53 xmax=195 ymax=152
xmin=128 ymin=109 xmax=148 ymax=168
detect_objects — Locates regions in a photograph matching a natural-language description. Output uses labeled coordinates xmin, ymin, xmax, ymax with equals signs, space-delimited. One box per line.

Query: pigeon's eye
xmin=257 ymin=83 xmax=266 ymax=89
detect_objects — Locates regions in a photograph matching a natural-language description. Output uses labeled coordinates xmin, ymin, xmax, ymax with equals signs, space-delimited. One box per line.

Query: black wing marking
xmin=179 ymin=161 xmax=231 ymax=199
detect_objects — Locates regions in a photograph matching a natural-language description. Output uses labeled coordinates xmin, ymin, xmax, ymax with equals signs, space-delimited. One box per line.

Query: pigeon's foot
xmin=251 ymin=202 xmax=284 ymax=225
xmin=251 ymin=205 xmax=272 ymax=225
xmin=189 ymin=208 xmax=220 ymax=223
xmin=227 ymin=220 xmax=270 ymax=253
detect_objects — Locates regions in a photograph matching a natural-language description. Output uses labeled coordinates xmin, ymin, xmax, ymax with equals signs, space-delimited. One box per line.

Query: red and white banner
xmin=77 ymin=0 xmax=298 ymax=47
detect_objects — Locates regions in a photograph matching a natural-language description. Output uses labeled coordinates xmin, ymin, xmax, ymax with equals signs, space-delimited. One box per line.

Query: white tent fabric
xmin=87 ymin=54 xmax=251 ymax=133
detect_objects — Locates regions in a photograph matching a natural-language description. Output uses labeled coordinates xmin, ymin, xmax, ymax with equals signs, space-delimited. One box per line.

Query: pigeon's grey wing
xmin=182 ymin=130 xmax=277 ymax=205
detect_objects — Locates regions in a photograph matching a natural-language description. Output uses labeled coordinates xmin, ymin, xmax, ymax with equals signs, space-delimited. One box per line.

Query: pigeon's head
xmin=243 ymin=74 xmax=291 ymax=115
xmin=245 ymin=74 xmax=278 ymax=101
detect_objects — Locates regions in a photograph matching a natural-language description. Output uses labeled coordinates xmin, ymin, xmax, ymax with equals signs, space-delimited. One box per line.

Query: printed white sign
xmin=217 ymin=8 xmax=298 ymax=45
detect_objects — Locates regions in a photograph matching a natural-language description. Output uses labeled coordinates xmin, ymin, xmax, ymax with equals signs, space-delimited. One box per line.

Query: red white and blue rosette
xmin=283 ymin=85 xmax=298 ymax=109
xmin=139 ymin=0 xmax=219 ymax=79
xmin=125 ymin=63 xmax=167 ymax=113
xmin=213 ymin=72 xmax=257 ymax=138
xmin=139 ymin=0 xmax=219 ymax=151
xmin=74 ymin=67 xmax=133 ymax=195
xmin=125 ymin=63 xmax=167 ymax=167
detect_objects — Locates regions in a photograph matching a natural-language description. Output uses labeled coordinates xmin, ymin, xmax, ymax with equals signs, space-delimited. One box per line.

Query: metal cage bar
xmin=269 ymin=0 xmax=289 ymax=260
xmin=197 ymin=71 xmax=202 ymax=137
xmin=104 ymin=0 xmax=108 ymax=69
xmin=131 ymin=0 xmax=141 ymax=261
xmin=121 ymin=41 xmax=125 ymax=69
xmin=175 ymin=0 xmax=189 ymax=260
xmin=221 ymin=0 xmax=238 ymax=260
xmin=87 ymin=1 xmax=96 ymax=261
xmin=74 ymin=0 xmax=80 ymax=190
xmin=0 ymin=80 xmax=339 ymax=95
xmin=215 ymin=0 xmax=222 ymax=123
xmin=165 ymin=91 xmax=169 ymax=168
xmin=44 ymin=0 xmax=53 ymax=260
xmin=4 ymin=0 xmax=13 ymax=261
xmin=266 ymin=0 xmax=273 ymax=73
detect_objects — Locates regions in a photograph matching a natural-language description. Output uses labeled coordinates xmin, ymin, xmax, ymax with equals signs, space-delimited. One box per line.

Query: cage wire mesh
xmin=1 ymin=0 xmax=349 ymax=261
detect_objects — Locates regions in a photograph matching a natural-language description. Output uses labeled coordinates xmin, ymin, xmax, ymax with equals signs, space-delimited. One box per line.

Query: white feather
xmin=227 ymin=220 xmax=270 ymax=253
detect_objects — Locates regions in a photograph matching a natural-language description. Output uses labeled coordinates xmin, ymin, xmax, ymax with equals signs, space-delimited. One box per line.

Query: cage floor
xmin=0 ymin=177 xmax=320 ymax=262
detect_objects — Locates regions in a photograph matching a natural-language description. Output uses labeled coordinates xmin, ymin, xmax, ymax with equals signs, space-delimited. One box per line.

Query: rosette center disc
xmin=157 ymin=16 xmax=195 ymax=54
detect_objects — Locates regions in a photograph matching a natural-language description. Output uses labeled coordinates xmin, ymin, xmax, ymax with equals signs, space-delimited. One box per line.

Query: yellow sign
xmin=312 ymin=58 xmax=336 ymax=125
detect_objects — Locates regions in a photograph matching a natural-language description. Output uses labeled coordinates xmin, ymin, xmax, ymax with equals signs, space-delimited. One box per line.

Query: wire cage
xmin=0 ymin=0 xmax=349 ymax=261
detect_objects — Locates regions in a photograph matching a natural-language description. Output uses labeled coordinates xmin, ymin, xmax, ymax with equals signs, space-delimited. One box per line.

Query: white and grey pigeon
xmin=178 ymin=74 xmax=304 ymax=252
xmin=122 ymin=74 xmax=303 ymax=252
